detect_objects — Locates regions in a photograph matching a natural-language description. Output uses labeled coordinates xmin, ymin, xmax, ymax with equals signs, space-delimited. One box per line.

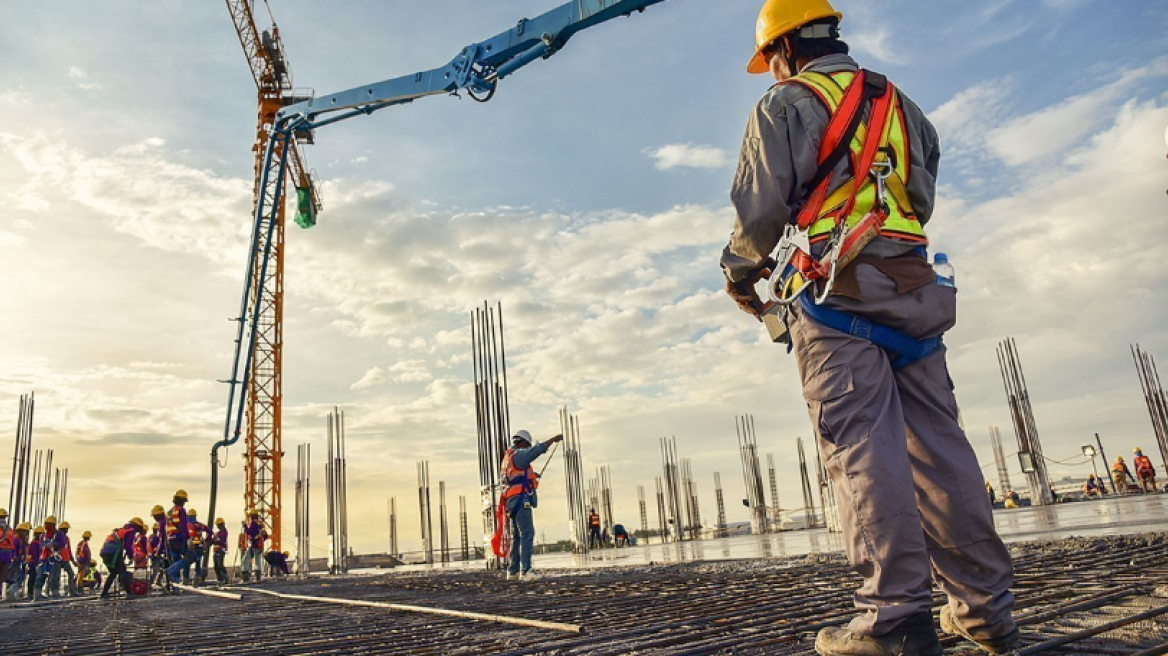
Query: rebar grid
xmin=3 ymin=533 xmax=1167 ymax=655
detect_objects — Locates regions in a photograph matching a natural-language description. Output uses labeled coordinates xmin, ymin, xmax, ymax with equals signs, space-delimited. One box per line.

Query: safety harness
xmin=759 ymin=68 xmax=942 ymax=369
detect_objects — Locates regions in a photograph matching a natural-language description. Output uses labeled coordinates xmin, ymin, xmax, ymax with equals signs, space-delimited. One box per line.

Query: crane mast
xmin=225 ymin=0 xmax=320 ymax=552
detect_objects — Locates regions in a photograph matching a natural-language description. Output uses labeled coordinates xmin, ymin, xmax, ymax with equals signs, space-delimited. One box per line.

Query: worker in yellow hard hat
xmin=1112 ymin=456 xmax=1135 ymax=495
xmin=0 ymin=509 xmax=15 ymax=599
xmin=34 ymin=515 xmax=67 ymax=599
xmin=26 ymin=525 xmax=45 ymax=598
xmin=6 ymin=522 xmax=31 ymax=600
xmin=210 ymin=517 xmax=230 ymax=585
xmin=149 ymin=504 xmax=169 ymax=588
xmin=721 ymin=2 xmax=1018 ymax=654
xmin=165 ymin=489 xmax=191 ymax=583
xmin=1133 ymin=448 xmax=1157 ymax=493
xmin=75 ymin=530 xmax=94 ymax=594
xmin=241 ymin=508 xmax=267 ymax=583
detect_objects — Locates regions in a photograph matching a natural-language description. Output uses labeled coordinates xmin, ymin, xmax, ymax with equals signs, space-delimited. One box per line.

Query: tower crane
xmin=223 ymin=0 xmax=322 ymax=553
xmin=205 ymin=0 xmax=670 ymax=568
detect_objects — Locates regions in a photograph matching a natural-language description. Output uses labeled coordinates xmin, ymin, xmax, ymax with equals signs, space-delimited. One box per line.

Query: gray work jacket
xmin=720 ymin=54 xmax=941 ymax=283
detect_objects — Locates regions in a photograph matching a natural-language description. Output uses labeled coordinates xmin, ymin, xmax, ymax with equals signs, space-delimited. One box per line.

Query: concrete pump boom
xmin=206 ymin=0 xmax=671 ymax=570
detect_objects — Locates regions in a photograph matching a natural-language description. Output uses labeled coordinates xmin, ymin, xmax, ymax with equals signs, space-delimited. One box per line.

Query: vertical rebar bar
xmin=714 ymin=472 xmax=727 ymax=538
xmin=797 ymin=438 xmax=816 ymax=529
xmin=997 ymin=338 xmax=1053 ymax=504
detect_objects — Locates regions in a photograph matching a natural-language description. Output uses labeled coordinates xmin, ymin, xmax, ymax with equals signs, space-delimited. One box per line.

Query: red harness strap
xmin=789 ymin=72 xmax=898 ymax=283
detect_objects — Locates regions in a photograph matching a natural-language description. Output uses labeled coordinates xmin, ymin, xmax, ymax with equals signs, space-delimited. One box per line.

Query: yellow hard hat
xmin=247 ymin=508 xmax=259 ymax=517
xmin=1116 ymin=456 xmax=1125 ymax=463
xmin=151 ymin=504 xmax=165 ymax=516
xmin=748 ymin=0 xmax=843 ymax=74
xmin=0 ymin=508 xmax=8 ymax=518
xmin=187 ymin=509 xmax=198 ymax=518
xmin=16 ymin=522 xmax=31 ymax=532
xmin=44 ymin=515 xmax=57 ymax=525
xmin=59 ymin=521 xmax=71 ymax=530
xmin=174 ymin=489 xmax=188 ymax=501
xmin=1135 ymin=447 xmax=1143 ymax=453
xmin=34 ymin=525 xmax=45 ymax=535
xmin=82 ymin=530 xmax=92 ymax=539
xmin=282 ymin=551 xmax=289 ymax=557
xmin=130 ymin=517 xmax=147 ymax=530
xmin=216 ymin=518 xmax=225 ymax=525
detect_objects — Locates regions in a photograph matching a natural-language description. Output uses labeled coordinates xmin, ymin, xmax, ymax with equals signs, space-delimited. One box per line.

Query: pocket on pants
xmin=802 ymin=364 xmax=860 ymax=453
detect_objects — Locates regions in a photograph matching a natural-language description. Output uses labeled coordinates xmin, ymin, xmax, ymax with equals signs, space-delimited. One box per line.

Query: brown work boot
xmin=815 ymin=613 xmax=942 ymax=656
xmin=939 ymin=604 xmax=1020 ymax=654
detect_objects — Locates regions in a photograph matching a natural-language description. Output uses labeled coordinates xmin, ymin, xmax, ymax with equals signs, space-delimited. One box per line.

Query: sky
xmin=1 ymin=0 xmax=1167 ymax=559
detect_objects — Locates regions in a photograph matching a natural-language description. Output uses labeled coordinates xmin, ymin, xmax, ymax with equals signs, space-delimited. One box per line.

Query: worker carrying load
xmin=1112 ymin=457 xmax=1135 ymax=495
xmin=100 ymin=517 xmax=146 ymax=599
xmin=1133 ymin=448 xmax=1157 ymax=494
xmin=721 ymin=2 xmax=1018 ymax=654
xmin=492 ymin=430 xmax=562 ymax=581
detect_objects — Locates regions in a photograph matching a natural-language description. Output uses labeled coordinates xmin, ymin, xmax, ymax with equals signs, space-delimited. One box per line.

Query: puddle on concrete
xmin=387 ymin=493 xmax=1168 ymax=573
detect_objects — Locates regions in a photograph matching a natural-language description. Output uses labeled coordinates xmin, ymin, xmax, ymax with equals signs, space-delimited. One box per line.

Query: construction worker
xmin=7 ymin=522 xmax=31 ymax=601
xmin=587 ymin=508 xmax=602 ymax=549
xmin=165 ymin=489 xmax=190 ymax=583
xmin=501 ymin=429 xmax=563 ymax=581
xmin=241 ymin=508 xmax=267 ymax=583
xmin=34 ymin=515 xmax=63 ymax=599
xmin=264 ymin=549 xmax=291 ymax=577
xmin=1112 ymin=457 xmax=1135 ymax=496
xmin=0 ymin=509 xmax=14 ymax=599
xmin=211 ymin=517 xmax=229 ymax=585
xmin=722 ymin=2 xmax=1017 ymax=654
xmin=75 ymin=530 xmax=93 ymax=595
xmin=613 ymin=523 xmax=631 ymax=548
xmin=100 ymin=518 xmax=146 ymax=599
xmin=25 ymin=526 xmax=43 ymax=599
xmin=986 ymin=482 xmax=996 ymax=506
xmin=183 ymin=509 xmax=210 ymax=584
xmin=55 ymin=521 xmax=78 ymax=597
xmin=1084 ymin=474 xmax=1104 ymax=498
xmin=1133 ymin=448 xmax=1157 ymax=493
xmin=149 ymin=504 xmax=168 ymax=588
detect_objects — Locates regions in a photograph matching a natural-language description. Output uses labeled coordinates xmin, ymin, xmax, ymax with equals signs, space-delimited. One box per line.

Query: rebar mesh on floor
xmin=2 ymin=533 xmax=1167 ymax=655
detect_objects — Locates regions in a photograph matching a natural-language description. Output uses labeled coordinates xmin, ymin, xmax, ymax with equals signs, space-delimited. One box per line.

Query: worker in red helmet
xmin=722 ymin=1 xmax=1017 ymax=654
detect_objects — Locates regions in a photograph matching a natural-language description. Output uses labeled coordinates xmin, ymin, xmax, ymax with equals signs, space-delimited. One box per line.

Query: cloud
xmin=848 ymin=26 xmax=909 ymax=66
xmin=67 ymin=66 xmax=101 ymax=90
xmin=350 ymin=367 xmax=388 ymax=391
xmin=0 ymin=89 xmax=32 ymax=107
xmin=643 ymin=143 xmax=731 ymax=171
xmin=984 ymin=60 xmax=1168 ymax=167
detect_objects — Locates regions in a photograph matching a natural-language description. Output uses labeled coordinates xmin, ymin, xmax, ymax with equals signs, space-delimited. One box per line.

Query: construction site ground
xmin=3 ymin=531 xmax=1168 ymax=655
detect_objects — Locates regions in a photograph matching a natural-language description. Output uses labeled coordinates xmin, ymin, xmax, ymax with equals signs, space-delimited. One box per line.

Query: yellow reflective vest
xmin=789 ymin=70 xmax=927 ymax=244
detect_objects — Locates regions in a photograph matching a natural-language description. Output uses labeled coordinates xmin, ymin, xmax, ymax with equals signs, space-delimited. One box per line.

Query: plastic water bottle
xmin=933 ymin=252 xmax=956 ymax=288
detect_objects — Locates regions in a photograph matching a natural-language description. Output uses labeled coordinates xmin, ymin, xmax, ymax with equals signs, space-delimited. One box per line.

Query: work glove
xmin=725 ymin=259 xmax=775 ymax=321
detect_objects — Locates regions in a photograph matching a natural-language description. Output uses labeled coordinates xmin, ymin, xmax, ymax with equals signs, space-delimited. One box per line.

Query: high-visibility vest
xmin=787 ymin=70 xmax=927 ymax=245
xmin=59 ymin=536 xmax=73 ymax=563
xmin=1112 ymin=462 xmax=1129 ymax=475
xmin=1135 ymin=456 xmax=1155 ymax=474
xmin=0 ymin=527 xmax=14 ymax=551
xmin=166 ymin=506 xmax=185 ymax=539
xmin=500 ymin=449 xmax=539 ymax=501
xmin=588 ymin=513 xmax=601 ymax=528
xmin=188 ymin=522 xmax=206 ymax=546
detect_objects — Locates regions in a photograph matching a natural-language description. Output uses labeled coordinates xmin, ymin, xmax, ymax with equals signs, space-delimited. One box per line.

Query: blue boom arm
xmin=277 ymin=0 xmax=667 ymax=131
xmin=207 ymin=0 xmax=671 ymax=536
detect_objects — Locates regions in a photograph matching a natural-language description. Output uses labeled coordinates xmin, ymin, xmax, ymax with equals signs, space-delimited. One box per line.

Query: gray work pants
xmin=789 ymin=263 xmax=1015 ymax=640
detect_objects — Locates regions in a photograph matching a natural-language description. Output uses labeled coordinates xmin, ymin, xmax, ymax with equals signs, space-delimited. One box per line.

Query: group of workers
xmin=0 ymin=488 xmax=294 ymax=602
xmin=1109 ymin=448 xmax=1159 ymax=495
xmin=0 ymin=510 xmax=102 ymax=601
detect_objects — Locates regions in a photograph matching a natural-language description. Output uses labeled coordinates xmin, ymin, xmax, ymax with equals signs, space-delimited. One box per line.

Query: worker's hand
xmin=725 ymin=264 xmax=773 ymax=322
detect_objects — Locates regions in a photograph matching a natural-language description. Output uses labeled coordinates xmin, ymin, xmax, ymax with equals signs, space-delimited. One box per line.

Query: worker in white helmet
xmin=499 ymin=430 xmax=562 ymax=581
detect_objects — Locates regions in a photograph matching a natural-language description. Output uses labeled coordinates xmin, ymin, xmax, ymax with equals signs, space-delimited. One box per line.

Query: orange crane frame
xmin=224 ymin=0 xmax=320 ymax=552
